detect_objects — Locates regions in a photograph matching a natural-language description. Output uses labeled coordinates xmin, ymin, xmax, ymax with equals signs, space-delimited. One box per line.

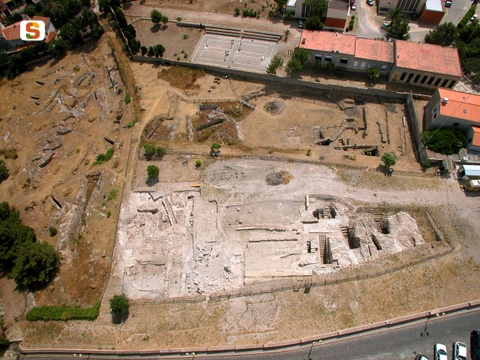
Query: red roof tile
xmin=438 ymin=88 xmax=480 ymax=123
xmin=299 ymin=30 xmax=356 ymax=56
xmin=472 ymin=127 xmax=480 ymax=147
xmin=395 ymin=40 xmax=462 ymax=77
xmin=45 ymin=31 xmax=55 ymax=43
xmin=32 ymin=15 xmax=50 ymax=25
xmin=355 ymin=38 xmax=394 ymax=63
xmin=1 ymin=21 xmax=21 ymax=41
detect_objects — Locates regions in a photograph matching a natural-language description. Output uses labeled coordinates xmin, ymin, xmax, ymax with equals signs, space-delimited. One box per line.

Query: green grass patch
xmin=26 ymin=302 xmax=100 ymax=321
xmin=93 ymin=148 xmax=114 ymax=165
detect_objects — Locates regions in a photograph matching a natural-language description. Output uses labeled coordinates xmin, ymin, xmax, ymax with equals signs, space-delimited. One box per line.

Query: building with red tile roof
xmin=424 ymin=88 xmax=480 ymax=151
xmin=298 ymin=30 xmax=462 ymax=89
xmin=389 ymin=40 xmax=462 ymax=89
xmin=0 ymin=16 xmax=56 ymax=53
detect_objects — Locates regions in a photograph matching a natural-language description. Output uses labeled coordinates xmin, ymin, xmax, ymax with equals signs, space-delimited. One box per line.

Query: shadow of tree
xmin=111 ymin=311 xmax=129 ymax=324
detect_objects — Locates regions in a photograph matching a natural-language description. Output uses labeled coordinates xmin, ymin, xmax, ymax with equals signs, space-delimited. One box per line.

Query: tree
xmin=422 ymin=129 xmax=466 ymax=155
xmin=161 ymin=16 xmax=169 ymax=25
xmin=141 ymin=45 xmax=148 ymax=56
xmin=381 ymin=153 xmax=396 ymax=168
xmin=59 ymin=22 xmax=83 ymax=49
xmin=144 ymin=144 xmax=156 ymax=160
xmin=48 ymin=38 xmax=67 ymax=57
xmin=305 ymin=0 xmax=327 ymax=18
xmin=234 ymin=7 xmax=240 ymax=15
xmin=292 ymin=48 xmax=309 ymax=65
xmin=283 ymin=29 xmax=291 ymax=42
xmin=24 ymin=5 xmax=37 ymax=17
xmin=386 ymin=8 xmax=410 ymax=40
xmin=150 ymin=9 xmax=162 ymax=24
xmin=425 ymin=22 xmax=458 ymax=46
xmin=154 ymin=44 xmax=165 ymax=57
xmin=148 ymin=46 xmax=155 ymax=57
xmin=0 ymin=161 xmax=9 ymax=183
xmin=304 ymin=16 xmax=324 ymax=30
xmin=274 ymin=0 xmax=287 ymax=15
xmin=266 ymin=55 xmax=283 ymax=74
xmin=11 ymin=242 xmax=60 ymax=291
xmin=109 ymin=294 xmax=129 ymax=323
xmin=368 ymin=68 xmax=380 ymax=81
xmin=286 ymin=57 xmax=303 ymax=75
xmin=147 ymin=165 xmax=159 ymax=179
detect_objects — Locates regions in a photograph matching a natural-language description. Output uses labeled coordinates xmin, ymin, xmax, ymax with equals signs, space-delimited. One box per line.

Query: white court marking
xmin=191 ymin=34 xmax=277 ymax=72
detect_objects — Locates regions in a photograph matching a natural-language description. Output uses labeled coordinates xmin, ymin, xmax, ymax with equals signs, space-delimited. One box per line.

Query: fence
xmin=404 ymin=92 xmax=428 ymax=164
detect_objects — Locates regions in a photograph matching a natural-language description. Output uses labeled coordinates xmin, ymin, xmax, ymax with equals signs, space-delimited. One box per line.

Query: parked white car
xmin=435 ymin=343 xmax=448 ymax=360
xmin=453 ymin=341 xmax=467 ymax=360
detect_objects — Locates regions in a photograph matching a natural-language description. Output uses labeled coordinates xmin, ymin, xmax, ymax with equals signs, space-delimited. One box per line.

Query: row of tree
xmin=0 ymin=203 xmax=60 ymax=291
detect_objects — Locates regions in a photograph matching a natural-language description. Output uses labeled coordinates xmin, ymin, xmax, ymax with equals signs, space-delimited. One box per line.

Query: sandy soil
xmin=2 ymin=0 xmax=480 ymax=350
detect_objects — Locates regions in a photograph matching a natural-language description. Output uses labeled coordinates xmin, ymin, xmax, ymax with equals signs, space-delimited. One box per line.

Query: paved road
xmin=17 ymin=307 xmax=480 ymax=360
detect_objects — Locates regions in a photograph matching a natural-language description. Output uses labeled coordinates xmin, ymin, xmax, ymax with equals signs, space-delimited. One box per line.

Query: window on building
xmin=414 ymin=74 xmax=421 ymax=83
xmin=315 ymin=54 xmax=323 ymax=60
xmin=360 ymin=62 xmax=366 ymax=68
xmin=353 ymin=61 xmax=359 ymax=67
xmin=325 ymin=56 xmax=332 ymax=62
xmin=381 ymin=65 xmax=387 ymax=71
xmin=453 ymin=122 xmax=459 ymax=127
xmin=434 ymin=78 xmax=442 ymax=86
xmin=420 ymin=75 xmax=428 ymax=84
xmin=407 ymin=73 xmax=414 ymax=83
xmin=448 ymin=80 xmax=455 ymax=89
xmin=340 ymin=58 xmax=348 ymax=65
xmin=427 ymin=77 xmax=435 ymax=85
xmin=400 ymin=72 xmax=407 ymax=81
xmin=441 ymin=79 xmax=449 ymax=87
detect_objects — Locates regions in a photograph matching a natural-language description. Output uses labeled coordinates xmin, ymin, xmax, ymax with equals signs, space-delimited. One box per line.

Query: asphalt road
xmin=17 ymin=307 xmax=480 ymax=360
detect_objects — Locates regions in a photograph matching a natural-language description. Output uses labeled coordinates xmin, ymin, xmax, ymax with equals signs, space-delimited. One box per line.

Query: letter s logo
xmin=20 ymin=21 xmax=46 ymax=41
xmin=26 ymin=22 xmax=40 ymax=39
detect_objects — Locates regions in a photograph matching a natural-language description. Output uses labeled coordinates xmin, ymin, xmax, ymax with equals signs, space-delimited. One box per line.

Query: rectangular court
xmin=191 ymin=34 xmax=277 ymax=73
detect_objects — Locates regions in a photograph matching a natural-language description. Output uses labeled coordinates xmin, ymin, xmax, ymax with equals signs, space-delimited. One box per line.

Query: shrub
xmin=147 ymin=165 xmax=160 ymax=179
xmin=234 ymin=7 xmax=240 ymax=15
xmin=48 ymin=227 xmax=58 ymax=237
xmin=368 ymin=68 xmax=380 ymax=81
xmin=211 ymin=143 xmax=221 ymax=150
xmin=125 ymin=93 xmax=131 ymax=104
xmin=306 ymin=149 xmax=312 ymax=156
xmin=195 ymin=159 xmax=202 ymax=168
xmin=12 ymin=242 xmax=60 ymax=291
xmin=93 ymin=148 xmax=114 ymax=165
xmin=0 ymin=161 xmax=9 ymax=183
xmin=110 ymin=294 xmax=129 ymax=317
xmin=327 ymin=62 xmax=335 ymax=71
xmin=26 ymin=302 xmax=100 ymax=321
xmin=422 ymin=129 xmax=466 ymax=155
xmin=144 ymin=143 xmax=156 ymax=160
xmin=381 ymin=152 xmax=396 ymax=168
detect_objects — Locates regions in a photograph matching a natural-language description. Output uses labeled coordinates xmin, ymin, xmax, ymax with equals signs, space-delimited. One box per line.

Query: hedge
xmin=26 ymin=302 xmax=100 ymax=321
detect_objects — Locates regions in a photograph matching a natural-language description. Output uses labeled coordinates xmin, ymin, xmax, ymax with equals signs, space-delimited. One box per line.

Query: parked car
xmin=471 ymin=14 xmax=478 ymax=21
xmin=435 ymin=343 xmax=448 ymax=360
xmin=416 ymin=354 xmax=429 ymax=360
xmin=367 ymin=0 xmax=374 ymax=5
xmin=351 ymin=1 xmax=357 ymax=10
xmin=381 ymin=21 xmax=391 ymax=29
xmin=445 ymin=0 xmax=452 ymax=7
xmin=472 ymin=330 xmax=480 ymax=360
xmin=453 ymin=341 xmax=467 ymax=360
xmin=298 ymin=19 xmax=303 ymax=28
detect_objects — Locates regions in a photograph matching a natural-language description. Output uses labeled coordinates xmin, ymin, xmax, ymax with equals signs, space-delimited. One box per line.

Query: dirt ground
xmin=0 ymin=34 xmax=141 ymax=333
xmin=2 ymin=0 xmax=480 ymax=351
